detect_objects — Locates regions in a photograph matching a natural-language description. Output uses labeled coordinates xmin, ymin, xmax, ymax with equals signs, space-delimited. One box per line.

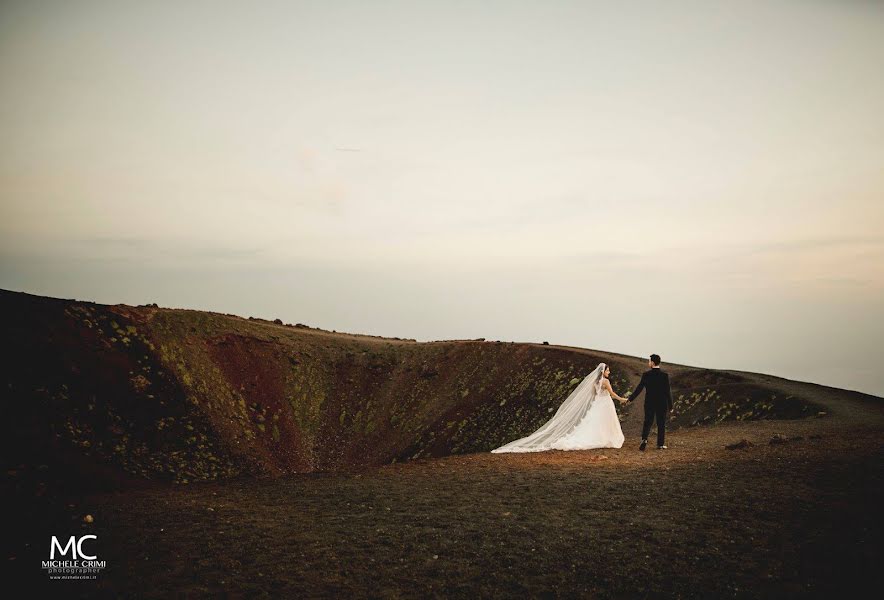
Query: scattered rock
xmin=419 ymin=366 xmax=439 ymax=379
xmin=770 ymin=434 xmax=806 ymax=445
xmin=272 ymin=318 xmax=283 ymax=325
xmin=542 ymin=341 xmax=549 ymax=345
xmin=725 ymin=440 xmax=753 ymax=450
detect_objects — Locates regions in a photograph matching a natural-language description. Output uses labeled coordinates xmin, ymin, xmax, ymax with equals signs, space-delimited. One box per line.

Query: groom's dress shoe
xmin=639 ymin=440 xmax=647 ymax=452
xmin=657 ymin=445 xmax=668 ymax=450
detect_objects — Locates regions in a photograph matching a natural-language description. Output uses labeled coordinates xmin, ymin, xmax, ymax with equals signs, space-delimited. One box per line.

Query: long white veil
xmin=491 ymin=363 xmax=607 ymax=453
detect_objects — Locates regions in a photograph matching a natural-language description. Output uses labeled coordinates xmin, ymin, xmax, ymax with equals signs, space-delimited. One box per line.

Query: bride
xmin=491 ymin=363 xmax=628 ymax=453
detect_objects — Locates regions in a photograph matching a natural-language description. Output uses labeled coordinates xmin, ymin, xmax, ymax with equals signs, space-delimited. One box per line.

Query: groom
xmin=627 ymin=354 xmax=673 ymax=451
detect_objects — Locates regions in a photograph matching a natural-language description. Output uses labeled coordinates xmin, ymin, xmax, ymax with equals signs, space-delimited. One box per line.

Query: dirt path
xmin=17 ymin=396 xmax=881 ymax=599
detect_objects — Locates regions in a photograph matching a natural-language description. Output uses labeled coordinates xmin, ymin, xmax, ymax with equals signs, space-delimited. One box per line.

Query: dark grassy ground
xmin=15 ymin=419 xmax=883 ymax=599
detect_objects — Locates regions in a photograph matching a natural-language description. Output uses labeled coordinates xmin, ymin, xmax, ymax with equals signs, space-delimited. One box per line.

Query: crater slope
xmin=0 ymin=289 xmax=860 ymax=491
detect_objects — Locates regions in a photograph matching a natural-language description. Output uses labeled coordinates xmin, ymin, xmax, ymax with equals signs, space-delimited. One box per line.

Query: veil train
xmin=491 ymin=363 xmax=608 ymax=453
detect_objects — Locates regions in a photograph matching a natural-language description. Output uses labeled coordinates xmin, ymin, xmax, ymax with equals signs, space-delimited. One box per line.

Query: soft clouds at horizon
xmin=1 ymin=1 xmax=883 ymax=395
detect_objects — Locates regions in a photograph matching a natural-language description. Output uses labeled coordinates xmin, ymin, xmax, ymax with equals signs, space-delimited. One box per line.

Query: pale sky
xmin=1 ymin=1 xmax=883 ymax=395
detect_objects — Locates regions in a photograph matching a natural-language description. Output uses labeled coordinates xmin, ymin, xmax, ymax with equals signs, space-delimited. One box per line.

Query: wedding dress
xmin=491 ymin=363 xmax=625 ymax=453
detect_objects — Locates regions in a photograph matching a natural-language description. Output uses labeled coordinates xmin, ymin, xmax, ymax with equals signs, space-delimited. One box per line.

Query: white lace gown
xmin=550 ymin=387 xmax=625 ymax=450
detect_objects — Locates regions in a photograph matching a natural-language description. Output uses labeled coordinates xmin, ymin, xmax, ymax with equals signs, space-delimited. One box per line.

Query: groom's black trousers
xmin=641 ymin=400 xmax=668 ymax=447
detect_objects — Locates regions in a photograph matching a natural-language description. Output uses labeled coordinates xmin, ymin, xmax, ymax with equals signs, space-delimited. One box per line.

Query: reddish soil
xmin=2 ymin=289 xmax=882 ymax=598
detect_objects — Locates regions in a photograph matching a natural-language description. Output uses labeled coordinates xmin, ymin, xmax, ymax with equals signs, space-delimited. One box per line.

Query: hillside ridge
xmin=1 ymin=288 xmax=877 ymax=494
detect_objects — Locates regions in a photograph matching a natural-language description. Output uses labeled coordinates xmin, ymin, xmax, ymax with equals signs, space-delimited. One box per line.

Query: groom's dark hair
xmin=650 ymin=354 xmax=661 ymax=366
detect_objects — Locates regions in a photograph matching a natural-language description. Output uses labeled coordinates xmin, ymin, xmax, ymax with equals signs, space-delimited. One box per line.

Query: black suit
xmin=628 ymin=368 xmax=673 ymax=447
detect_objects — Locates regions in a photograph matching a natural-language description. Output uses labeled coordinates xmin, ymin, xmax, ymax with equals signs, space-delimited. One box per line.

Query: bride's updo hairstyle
xmin=597 ymin=363 xmax=609 ymax=390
